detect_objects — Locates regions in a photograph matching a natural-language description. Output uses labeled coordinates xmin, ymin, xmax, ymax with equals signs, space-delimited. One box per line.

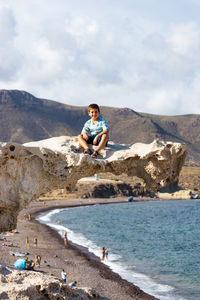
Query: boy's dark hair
xmin=88 ymin=104 xmax=100 ymax=112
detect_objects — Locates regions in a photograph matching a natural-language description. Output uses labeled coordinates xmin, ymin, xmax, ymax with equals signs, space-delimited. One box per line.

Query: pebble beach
xmin=0 ymin=197 xmax=157 ymax=300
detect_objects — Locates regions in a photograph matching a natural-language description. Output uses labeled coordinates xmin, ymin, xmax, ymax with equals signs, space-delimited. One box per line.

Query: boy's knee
xmin=102 ymin=133 xmax=108 ymax=140
xmin=78 ymin=134 xmax=83 ymax=141
xmin=79 ymin=133 xmax=88 ymax=141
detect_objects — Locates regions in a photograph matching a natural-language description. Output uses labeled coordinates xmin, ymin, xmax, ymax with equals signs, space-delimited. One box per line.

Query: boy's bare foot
xmin=91 ymin=150 xmax=98 ymax=158
xmin=84 ymin=148 xmax=93 ymax=155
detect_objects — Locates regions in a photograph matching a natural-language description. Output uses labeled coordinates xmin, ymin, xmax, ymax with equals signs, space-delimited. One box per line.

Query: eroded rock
xmin=78 ymin=182 xmax=155 ymax=199
xmin=0 ymin=136 xmax=186 ymax=232
xmin=0 ymin=264 xmax=101 ymax=299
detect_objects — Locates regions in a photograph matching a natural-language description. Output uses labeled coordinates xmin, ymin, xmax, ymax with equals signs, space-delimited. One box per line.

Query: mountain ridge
xmin=0 ymin=89 xmax=200 ymax=165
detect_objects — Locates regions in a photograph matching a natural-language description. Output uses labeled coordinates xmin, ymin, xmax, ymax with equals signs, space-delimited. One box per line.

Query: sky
xmin=0 ymin=0 xmax=200 ymax=115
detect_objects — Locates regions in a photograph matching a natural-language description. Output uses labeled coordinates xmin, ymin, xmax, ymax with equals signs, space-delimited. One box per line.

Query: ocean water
xmin=37 ymin=200 xmax=200 ymax=300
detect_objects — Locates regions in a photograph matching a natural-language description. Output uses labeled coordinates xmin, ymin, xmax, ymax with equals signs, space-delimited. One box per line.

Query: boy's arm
xmin=96 ymin=129 xmax=109 ymax=138
xmin=93 ymin=129 xmax=109 ymax=144
xmin=97 ymin=118 xmax=109 ymax=137
xmin=81 ymin=120 xmax=90 ymax=135
xmin=94 ymin=118 xmax=109 ymax=142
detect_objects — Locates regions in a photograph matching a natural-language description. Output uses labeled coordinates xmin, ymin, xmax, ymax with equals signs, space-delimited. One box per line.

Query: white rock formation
xmin=0 ymin=264 xmax=100 ymax=299
xmin=0 ymin=136 xmax=186 ymax=232
xmin=157 ymin=189 xmax=192 ymax=200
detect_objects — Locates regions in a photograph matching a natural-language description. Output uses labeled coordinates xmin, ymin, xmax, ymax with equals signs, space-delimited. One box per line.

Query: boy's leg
xmin=95 ymin=134 xmax=109 ymax=152
xmin=78 ymin=133 xmax=89 ymax=151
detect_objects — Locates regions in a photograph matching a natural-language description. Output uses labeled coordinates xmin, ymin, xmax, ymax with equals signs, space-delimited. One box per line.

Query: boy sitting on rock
xmin=78 ymin=104 xmax=109 ymax=158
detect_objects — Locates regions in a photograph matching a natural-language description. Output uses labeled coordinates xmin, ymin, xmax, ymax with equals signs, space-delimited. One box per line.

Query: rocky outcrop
xmin=157 ymin=189 xmax=192 ymax=200
xmin=0 ymin=136 xmax=186 ymax=232
xmin=80 ymin=183 xmax=155 ymax=199
xmin=0 ymin=264 xmax=101 ymax=299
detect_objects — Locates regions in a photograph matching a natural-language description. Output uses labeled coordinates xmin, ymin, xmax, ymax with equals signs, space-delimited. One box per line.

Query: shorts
xmin=82 ymin=134 xmax=108 ymax=146
xmin=87 ymin=136 xmax=101 ymax=145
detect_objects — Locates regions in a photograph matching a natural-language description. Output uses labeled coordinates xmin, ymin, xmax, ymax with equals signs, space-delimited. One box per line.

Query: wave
xmin=37 ymin=209 xmax=64 ymax=222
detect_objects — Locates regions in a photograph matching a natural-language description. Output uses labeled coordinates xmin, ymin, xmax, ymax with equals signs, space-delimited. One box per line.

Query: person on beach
xmin=25 ymin=237 xmax=29 ymax=248
xmin=34 ymin=254 xmax=38 ymax=266
xmin=68 ymin=281 xmax=77 ymax=287
xmin=63 ymin=231 xmax=67 ymax=246
xmin=78 ymin=104 xmax=109 ymax=159
xmin=3 ymin=242 xmax=14 ymax=247
xmin=61 ymin=269 xmax=67 ymax=283
xmin=37 ymin=255 xmax=41 ymax=267
xmin=34 ymin=237 xmax=37 ymax=248
xmin=105 ymin=248 xmax=108 ymax=259
xmin=30 ymin=260 xmax=35 ymax=270
xmin=101 ymin=247 xmax=106 ymax=261
xmin=35 ymin=254 xmax=41 ymax=267
xmin=25 ymin=258 xmax=35 ymax=270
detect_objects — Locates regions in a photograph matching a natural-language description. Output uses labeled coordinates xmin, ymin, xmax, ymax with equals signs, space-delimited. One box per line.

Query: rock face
xmin=0 ymin=136 xmax=186 ymax=232
xmin=0 ymin=264 xmax=101 ymax=299
xmin=157 ymin=189 xmax=192 ymax=200
xmin=79 ymin=183 xmax=155 ymax=199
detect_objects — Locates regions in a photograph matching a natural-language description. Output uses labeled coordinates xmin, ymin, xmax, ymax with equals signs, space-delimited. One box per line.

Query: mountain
xmin=0 ymin=89 xmax=200 ymax=165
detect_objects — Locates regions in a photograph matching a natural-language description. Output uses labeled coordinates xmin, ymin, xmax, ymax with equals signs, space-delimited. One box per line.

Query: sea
xmin=37 ymin=200 xmax=200 ymax=300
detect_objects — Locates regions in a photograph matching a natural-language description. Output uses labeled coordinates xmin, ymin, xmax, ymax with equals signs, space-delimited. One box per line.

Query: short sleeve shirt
xmin=61 ymin=271 xmax=66 ymax=280
xmin=81 ymin=116 xmax=109 ymax=137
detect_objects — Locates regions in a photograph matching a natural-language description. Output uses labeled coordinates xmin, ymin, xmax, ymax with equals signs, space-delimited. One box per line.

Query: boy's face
xmin=88 ymin=108 xmax=100 ymax=121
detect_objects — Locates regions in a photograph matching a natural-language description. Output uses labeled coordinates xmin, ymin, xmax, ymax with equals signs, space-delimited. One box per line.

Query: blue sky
xmin=0 ymin=0 xmax=200 ymax=115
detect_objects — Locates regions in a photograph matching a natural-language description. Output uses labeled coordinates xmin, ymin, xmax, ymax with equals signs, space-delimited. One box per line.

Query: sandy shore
xmin=0 ymin=197 xmax=158 ymax=300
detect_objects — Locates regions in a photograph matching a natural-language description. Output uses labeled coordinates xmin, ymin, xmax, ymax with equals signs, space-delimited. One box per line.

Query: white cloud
xmin=65 ymin=17 xmax=98 ymax=38
xmin=168 ymin=22 xmax=200 ymax=57
xmin=0 ymin=7 xmax=22 ymax=80
xmin=0 ymin=0 xmax=200 ymax=115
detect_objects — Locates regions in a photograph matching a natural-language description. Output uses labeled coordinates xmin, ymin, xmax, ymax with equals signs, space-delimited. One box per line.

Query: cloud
xmin=0 ymin=0 xmax=200 ymax=115
xmin=168 ymin=22 xmax=200 ymax=57
xmin=0 ymin=7 xmax=22 ymax=80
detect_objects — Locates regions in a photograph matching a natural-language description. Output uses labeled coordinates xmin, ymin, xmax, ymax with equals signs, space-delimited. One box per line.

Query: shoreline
xmin=1 ymin=197 xmax=159 ymax=300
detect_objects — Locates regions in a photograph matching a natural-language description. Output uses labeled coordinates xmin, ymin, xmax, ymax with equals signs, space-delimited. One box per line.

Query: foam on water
xmin=37 ymin=208 xmax=186 ymax=300
xmin=37 ymin=209 xmax=63 ymax=222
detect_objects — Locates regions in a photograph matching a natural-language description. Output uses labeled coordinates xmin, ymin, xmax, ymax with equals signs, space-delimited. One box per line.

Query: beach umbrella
xmin=13 ymin=258 xmax=26 ymax=269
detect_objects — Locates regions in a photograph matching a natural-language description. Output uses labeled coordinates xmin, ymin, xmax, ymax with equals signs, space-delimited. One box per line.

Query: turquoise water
xmin=38 ymin=200 xmax=200 ymax=300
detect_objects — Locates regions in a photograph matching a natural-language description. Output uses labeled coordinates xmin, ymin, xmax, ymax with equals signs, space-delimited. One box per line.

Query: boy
xmin=78 ymin=104 xmax=109 ymax=158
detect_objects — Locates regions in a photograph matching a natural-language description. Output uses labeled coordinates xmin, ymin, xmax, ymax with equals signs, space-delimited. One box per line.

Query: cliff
xmin=0 ymin=136 xmax=186 ymax=232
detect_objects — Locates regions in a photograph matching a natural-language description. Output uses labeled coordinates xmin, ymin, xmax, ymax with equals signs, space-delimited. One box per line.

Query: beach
xmin=0 ymin=197 xmax=157 ymax=300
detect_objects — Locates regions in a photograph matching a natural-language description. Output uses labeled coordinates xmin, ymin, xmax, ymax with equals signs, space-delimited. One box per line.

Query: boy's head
xmin=88 ymin=104 xmax=100 ymax=113
xmin=88 ymin=103 xmax=100 ymax=120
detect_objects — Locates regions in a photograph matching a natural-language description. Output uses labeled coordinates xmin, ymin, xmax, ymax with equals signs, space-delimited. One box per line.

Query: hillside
xmin=0 ymin=89 xmax=200 ymax=165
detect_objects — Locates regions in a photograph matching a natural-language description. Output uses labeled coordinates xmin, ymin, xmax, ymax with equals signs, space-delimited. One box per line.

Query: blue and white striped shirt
xmin=81 ymin=116 xmax=109 ymax=137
